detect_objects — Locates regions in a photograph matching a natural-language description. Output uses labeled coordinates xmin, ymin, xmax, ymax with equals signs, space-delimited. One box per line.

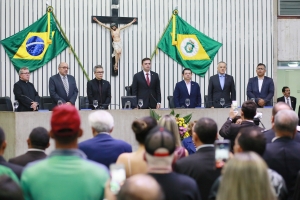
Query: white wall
xmin=278 ymin=19 xmax=300 ymax=61
xmin=0 ymin=0 xmax=274 ymax=109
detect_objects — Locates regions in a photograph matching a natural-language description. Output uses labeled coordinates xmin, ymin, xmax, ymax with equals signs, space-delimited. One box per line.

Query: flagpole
xmin=150 ymin=15 xmax=173 ymax=59
xmin=47 ymin=6 xmax=90 ymax=81
xmin=150 ymin=9 xmax=178 ymax=59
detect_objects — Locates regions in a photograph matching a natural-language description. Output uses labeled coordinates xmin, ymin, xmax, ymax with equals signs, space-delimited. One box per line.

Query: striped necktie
xmin=62 ymin=76 xmax=69 ymax=96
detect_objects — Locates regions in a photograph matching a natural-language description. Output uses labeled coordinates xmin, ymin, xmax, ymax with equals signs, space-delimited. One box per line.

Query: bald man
xmin=116 ymin=174 xmax=164 ymax=200
xmin=49 ymin=62 xmax=78 ymax=109
xmin=263 ymin=109 xmax=300 ymax=199
xmin=264 ymin=102 xmax=300 ymax=143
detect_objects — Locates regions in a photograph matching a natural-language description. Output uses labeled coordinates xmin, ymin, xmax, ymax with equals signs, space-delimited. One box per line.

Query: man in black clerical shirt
xmin=87 ymin=65 xmax=111 ymax=109
xmin=13 ymin=67 xmax=40 ymax=111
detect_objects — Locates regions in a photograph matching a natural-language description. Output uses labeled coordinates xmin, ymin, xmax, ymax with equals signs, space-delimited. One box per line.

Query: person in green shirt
xmin=21 ymin=105 xmax=109 ymax=200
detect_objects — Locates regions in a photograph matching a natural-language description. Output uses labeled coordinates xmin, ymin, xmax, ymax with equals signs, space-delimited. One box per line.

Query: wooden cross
xmin=92 ymin=0 xmax=137 ymax=76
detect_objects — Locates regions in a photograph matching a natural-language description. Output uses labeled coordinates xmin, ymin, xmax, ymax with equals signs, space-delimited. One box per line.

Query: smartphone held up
xmin=215 ymin=140 xmax=230 ymax=169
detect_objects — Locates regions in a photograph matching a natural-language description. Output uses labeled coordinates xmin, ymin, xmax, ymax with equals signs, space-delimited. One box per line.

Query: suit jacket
xmin=246 ymin=76 xmax=274 ymax=106
xmin=0 ymin=156 xmax=23 ymax=179
xmin=264 ymin=128 xmax=300 ymax=143
xmin=49 ymin=74 xmax=78 ymax=108
xmin=263 ymin=137 xmax=300 ymax=199
xmin=8 ymin=150 xmax=47 ymax=167
xmin=277 ymin=96 xmax=296 ymax=111
xmin=173 ymin=80 xmax=201 ymax=108
xmin=78 ymin=133 xmax=132 ymax=168
xmin=173 ymin=147 xmax=221 ymax=200
xmin=219 ymin=120 xmax=263 ymax=150
xmin=13 ymin=80 xmax=40 ymax=111
xmin=131 ymin=71 xmax=161 ymax=109
xmin=87 ymin=78 xmax=111 ymax=109
xmin=207 ymin=74 xmax=236 ymax=108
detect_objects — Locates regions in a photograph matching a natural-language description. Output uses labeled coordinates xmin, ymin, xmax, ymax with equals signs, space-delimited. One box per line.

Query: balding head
xmin=272 ymin=102 xmax=291 ymax=116
xmin=117 ymin=174 xmax=164 ymax=200
xmin=274 ymin=110 xmax=298 ymax=138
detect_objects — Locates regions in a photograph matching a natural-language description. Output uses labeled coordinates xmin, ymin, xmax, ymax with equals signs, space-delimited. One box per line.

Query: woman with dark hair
xmin=116 ymin=116 xmax=157 ymax=178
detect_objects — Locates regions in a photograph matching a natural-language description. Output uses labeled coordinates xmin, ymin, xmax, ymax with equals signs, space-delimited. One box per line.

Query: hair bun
xmin=132 ymin=120 xmax=147 ymax=134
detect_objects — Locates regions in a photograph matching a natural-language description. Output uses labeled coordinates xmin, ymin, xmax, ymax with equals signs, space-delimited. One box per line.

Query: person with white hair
xmin=79 ymin=110 xmax=132 ymax=168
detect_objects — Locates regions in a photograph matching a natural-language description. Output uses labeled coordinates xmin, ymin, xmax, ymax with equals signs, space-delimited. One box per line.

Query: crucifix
xmin=92 ymin=0 xmax=137 ymax=76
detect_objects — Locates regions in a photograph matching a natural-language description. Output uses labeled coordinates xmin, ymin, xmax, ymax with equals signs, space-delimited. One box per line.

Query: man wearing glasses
xmin=87 ymin=65 xmax=111 ymax=110
xmin=247 ymin=63 xmax=274 ymax=107
xmin=49 ymin=62 xmax=78 ymax=109
xmin=13 ymin=67 xmax=40 ymax=111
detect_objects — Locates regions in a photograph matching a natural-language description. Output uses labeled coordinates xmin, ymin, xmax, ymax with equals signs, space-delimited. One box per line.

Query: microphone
xmin=20 ymin=95 xmax=39 ymax=110
xmin=21 ymin=95 xmax=35 ymax=102
xmin=150 ymin=93 xmax=159 ymax=104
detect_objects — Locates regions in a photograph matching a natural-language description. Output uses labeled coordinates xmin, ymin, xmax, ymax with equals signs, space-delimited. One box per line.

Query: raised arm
xmin=119 ymin=18 xmax=136 ymax=30
xmin=93 ymin=17 xmax=111 ymax=30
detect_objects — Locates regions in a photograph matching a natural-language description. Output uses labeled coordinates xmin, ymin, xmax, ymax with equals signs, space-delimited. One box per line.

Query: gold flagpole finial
xmin=47 ymin=6 xmax=53 ymax=13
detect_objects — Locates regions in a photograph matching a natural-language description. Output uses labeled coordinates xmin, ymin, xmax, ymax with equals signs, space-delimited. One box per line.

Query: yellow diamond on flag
xmin=176 ymin=34 xmax=210 ymax=60
xmin=13 ymin=31 xmax=55 ymax=60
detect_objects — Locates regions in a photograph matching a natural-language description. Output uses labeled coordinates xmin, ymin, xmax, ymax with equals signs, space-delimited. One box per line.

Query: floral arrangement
xmin=150 ymin=109 xmax=192 ymax=140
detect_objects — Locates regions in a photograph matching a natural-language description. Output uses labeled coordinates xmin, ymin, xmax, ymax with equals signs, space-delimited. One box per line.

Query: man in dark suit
xmin=0 ymin=127 xmax=23 ymax=179
xmin=247 ymin=63 xmax=274 ymax=107
xmin=131 ymin=58 xmax=161 ymax=109
xmin=277 ymin=86 xmax=296 ymax=111
xmin=264 ymin=102 xmax=300 ymax=143
xmin=219 ymin=100 xmax=263 ymax=150
xmin=78 ymin=110 xmax=132 ymax=168
xmin=13 ymin=67 xmax=40 ymax=111
xmin=173 ymin=68 xmax=201 ymax=108
xmin=9 ymin=127 xmax=49 ymax=167
xmin=263 ymin=109 xmax=300 ymax=199
xmin=207 ymin=61 xmax=236 ymax=108
xmin=49 ymin=62 xmax=78 ymax=108
xmin=87 ymin=65 xmax=111 ymax=110
xmin=173 ymin=118 xmax=221 ymax=200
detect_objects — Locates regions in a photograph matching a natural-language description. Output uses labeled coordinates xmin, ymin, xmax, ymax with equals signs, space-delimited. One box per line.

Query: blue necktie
xmin=220 ymin=76 xmax=224 ymax=90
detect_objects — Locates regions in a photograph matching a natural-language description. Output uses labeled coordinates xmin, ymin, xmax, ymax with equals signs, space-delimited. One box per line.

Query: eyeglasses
xmin=144 ymin=63 xmax=151 ymax=65
xmin=95 ymin=71 xmax=104 ymax=74
xmin=257 ymin=68 xmax=265 ymax=70
xmin=59 ymin=67 xmax=69 ymax=69
xmin=21 ymin=72 xmax=30 ymax=75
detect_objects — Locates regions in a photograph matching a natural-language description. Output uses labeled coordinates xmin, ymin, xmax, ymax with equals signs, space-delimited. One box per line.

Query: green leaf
xmin=175 ymin=114 xmax=180 ymax=118
xmin=183 ymin=114 xmax=192 ymax=124
xmin=170 ymin=109 xmax=175 ymax=116
xmin=150 ymin=109 xmax=161 ymax=121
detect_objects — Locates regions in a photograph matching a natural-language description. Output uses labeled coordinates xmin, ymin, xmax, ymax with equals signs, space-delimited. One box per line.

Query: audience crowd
xmin=1 ymin=100 xmax=300 ymax=200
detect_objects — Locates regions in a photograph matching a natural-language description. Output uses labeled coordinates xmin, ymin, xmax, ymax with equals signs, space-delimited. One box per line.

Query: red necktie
xmin=146 ymin=73 xmax=150 ymax=86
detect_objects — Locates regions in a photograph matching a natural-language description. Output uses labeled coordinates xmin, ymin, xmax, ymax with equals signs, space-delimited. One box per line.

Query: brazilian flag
xmin=0 ymin=12 xmax=68 ymax=72
xmin=158 ymin=12 xmax=222 ymax=77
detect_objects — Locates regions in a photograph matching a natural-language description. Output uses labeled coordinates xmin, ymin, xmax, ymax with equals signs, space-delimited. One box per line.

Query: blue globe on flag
xmin=26 ymin=36 xmax=44 ymax=56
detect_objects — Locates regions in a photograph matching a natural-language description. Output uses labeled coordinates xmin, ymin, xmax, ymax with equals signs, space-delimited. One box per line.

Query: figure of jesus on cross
xmin=93 ymin=17 xmax=136 ymax=72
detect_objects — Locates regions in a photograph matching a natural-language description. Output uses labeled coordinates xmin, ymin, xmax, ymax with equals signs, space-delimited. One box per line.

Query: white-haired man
xmin=78 ymin=110 xmax=132 ymax=168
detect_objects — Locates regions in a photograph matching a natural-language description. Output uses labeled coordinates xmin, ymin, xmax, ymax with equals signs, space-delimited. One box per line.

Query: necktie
xmin=146 ymin=73 xmax=150 ymax=86
xmin=286 ymin=97 xmax=291 ymax=107
xmin=220 ymin=76 xmax=224 ymax=90
xmin=62 ymin=76 xmax=69 ymax=96
xmin=99 ymin=81 xmax=102 ymax=104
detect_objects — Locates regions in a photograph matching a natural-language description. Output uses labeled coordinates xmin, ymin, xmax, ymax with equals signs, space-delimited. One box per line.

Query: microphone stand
xmin=20 ymin=95 xmax=39 ymax=111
